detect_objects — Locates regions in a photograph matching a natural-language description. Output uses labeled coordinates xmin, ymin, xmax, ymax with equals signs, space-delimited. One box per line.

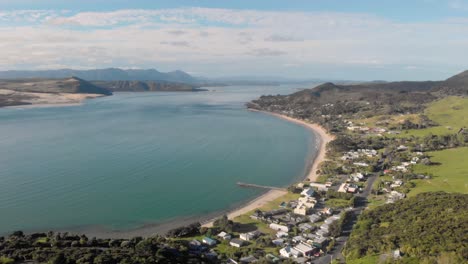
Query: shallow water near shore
xmin=0 ymin=85 xmax=317 ymax=235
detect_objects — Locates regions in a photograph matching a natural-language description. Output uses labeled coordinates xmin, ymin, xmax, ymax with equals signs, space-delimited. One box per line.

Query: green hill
xmin=344 ymin=192 xmax=468 ymax=264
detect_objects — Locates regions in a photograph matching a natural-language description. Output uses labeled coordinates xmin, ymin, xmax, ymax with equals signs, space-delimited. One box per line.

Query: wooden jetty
xmin=236 ymin=182 xmax=287 ymax=191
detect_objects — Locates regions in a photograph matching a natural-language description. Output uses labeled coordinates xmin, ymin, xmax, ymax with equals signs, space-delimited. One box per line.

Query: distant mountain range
xmin=0 ymin=68 xmax=197 ymax=84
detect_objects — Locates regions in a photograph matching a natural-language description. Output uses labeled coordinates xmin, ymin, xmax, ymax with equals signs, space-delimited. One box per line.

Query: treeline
xmin=0 ymin=224 xmax=218 ymax=264
xmin=344 ymin=192 xmax=468 ymax=263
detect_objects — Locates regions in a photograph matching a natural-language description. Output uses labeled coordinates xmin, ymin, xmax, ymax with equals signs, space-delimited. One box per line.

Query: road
xmin=312 ymin=173 xmax=378 ymax=264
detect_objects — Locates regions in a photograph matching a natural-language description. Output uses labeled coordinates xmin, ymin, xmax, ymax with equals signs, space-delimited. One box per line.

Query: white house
xmin=293 ymin=242 xmax=315 ymax=257
xmin=280 ymin=246 xmax=302 ymax=258
xmin=293 ymin=204 xmax=309 ymax=216
xmin=272 ymin=238 xmax=284 ymax=246
xmin=229 ymin=238 xmax=245 ymax=248
xmin=240 ymin=231 xmax=261 ymax=241
xmin=217 ymin=231 xmax=232 ymax=240
xmin=202 ymin=237 xmax=217 ymax=246
xmin=269 ymin=223 xmax=289 ymax=232
xmin=276 ymin=231 xmax=288 ymax=238
xmin=300 ymin=188 xmax=315 ymax=197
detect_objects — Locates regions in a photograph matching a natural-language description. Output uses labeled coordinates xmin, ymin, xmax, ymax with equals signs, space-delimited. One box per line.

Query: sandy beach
xmin=0 ymin=89 xmax=105 ymax=108
xmin=202 ymin=110 xmax=334 ymax=227
xmin=267 ymin=112 xmax=335 ymax=182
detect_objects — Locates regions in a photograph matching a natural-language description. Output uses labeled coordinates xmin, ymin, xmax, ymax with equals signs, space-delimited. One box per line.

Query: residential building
xmin=269 ymin=223 xmax=289 ymax=232
xmin=202 ymin=237 xmax=217 ymax=246
xmin=229 ymin=238 xmax=245 ymax=248
xmin=217 ymin=231 xmax=231 ymax=240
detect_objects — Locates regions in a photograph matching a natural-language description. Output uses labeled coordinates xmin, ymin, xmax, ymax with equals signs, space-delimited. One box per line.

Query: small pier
xmin=237 ymin=182 xmax=287 ymax=191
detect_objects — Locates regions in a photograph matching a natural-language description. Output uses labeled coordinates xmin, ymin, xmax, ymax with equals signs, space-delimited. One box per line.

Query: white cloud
xmin=0 ymin=8 xmax=467 ymax=79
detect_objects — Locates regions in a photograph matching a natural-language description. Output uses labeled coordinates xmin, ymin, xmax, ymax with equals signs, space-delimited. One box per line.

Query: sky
xmin=1 ymin=0 xmax=468 ymax=80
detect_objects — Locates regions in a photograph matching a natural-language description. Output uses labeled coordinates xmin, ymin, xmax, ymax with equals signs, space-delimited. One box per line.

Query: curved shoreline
xmin=202 ymin=110 xmax=334 ymax=227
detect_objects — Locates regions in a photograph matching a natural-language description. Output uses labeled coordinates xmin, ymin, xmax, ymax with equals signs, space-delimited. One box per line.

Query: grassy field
xmin=351 ymin=96 xmax=468 ymax=138
xmin=397 ymin=96 xmax=468 ymax=137
xmin=410 ymin=147 xmax=468 ymax=196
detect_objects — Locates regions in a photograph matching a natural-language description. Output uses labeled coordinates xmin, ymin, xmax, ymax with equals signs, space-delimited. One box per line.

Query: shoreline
xmin=202 ymin=109 xmax=334 ymax=227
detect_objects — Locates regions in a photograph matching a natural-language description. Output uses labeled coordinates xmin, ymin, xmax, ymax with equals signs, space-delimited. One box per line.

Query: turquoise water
xmin=0 ymin=85 xmax=315 ymax=234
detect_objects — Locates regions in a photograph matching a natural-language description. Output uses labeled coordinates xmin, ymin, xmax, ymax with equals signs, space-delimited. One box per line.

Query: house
xmin=321 ymin=207 xmax=333 ymax=215
xmin=230 ymin=238 xmax=245 ymax=248
xmin=265 ymin=254 xmax=280 ymax=263
xmin=397 ymin=145 xmax=408 ymax=151
xmin=312 ymin=237 xmax=329 ymax=249
xmin=206 ymin=250 xmax=218 ymax=259
xmin=324 ymin=215 xmax=340 ymax=225
xmin=280 ymin=246 xmax=302 ymax=258
xmin=387 ymin=191 xmax=406 ymax=203
xmin=239 ymin=255 xmax=258 ymax=263
xmin=297 ymin=182 xmax=305 ymax=189
xmin=320 ymin=223 xmax=330 ymax=232
xmin=269 ymin=223 xmax=289 ymax=232
xmin=272 ymin=238 xmax=284 ymax=246
xmin=300 ymin=188 xmax=315 ymax=197
xmin=202 ymin=237 xmax=217 ymax=246
xmin=390 ymin=180 xmax=403 ymax=188
xmin=293 ymin=204 xmax=309 ymax=216
xmin=217 ymin=231 xmax=231 ymax=240
xmin=240 ymin=231 xmax=261 ymax=241
xmin=351 ymin=172 xmax=365 ymax=182
xmin=325 ymin=181 xmax=333 ymax=187
xmin=276 ymin=231 xmax=288 ymax=238
xmin=188 ymin=239 xmax=202 ymax=249
xmin=353 ymin=162 xmax=369 ymax=167
xmin=292 ymin=235 xmax=307 ymax=243
xmin=298 ymin=223 xmax=314 ymax=232
xmin=293 ymin=242 xmax=316 ymax=257
xmin=309 ymin=214 xmax=321 ymax=223
xmin=298 ymin=196 xmax=317 ymax=208
xmin=316 ymin=229 xmax=329 ymax=237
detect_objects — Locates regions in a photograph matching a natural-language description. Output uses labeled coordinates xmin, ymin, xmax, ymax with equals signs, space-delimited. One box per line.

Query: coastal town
xmin=159 ymin=109 xmax=461 ymax=263
xmin=155 ymin=81 xmax=468 ymax=263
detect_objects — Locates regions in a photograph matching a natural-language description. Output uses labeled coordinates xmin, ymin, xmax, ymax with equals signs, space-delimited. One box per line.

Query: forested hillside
xmin=344 ymin=192 xmax=468 ymax=263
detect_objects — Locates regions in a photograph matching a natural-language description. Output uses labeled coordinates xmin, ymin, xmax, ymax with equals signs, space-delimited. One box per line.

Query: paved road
xmin=312 ymin=173 xmax=378 ymax=264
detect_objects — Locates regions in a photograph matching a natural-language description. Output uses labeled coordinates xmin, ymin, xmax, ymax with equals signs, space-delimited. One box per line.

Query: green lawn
xmin=410 ymin=147 xmax=468 ymax=196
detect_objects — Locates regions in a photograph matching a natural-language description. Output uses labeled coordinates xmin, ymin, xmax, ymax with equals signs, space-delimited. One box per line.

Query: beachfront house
xmin=230 ymin=238 xmax=245 ymax=248
xmin=202 ymin=237 xmax=217 ymax=246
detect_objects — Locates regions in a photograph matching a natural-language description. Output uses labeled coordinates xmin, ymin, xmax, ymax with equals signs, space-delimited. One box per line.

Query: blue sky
xmin=1 ymin=0 xmax=468 ymax=80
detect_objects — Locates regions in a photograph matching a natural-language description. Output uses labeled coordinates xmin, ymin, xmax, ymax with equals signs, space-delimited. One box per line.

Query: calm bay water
xmin=0 ymin=85 xmax=316 ymax=234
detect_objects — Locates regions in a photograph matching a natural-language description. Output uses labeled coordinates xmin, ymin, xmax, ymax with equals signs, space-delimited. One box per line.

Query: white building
xmin=269 ymin=223 xmax=289 ymax=232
